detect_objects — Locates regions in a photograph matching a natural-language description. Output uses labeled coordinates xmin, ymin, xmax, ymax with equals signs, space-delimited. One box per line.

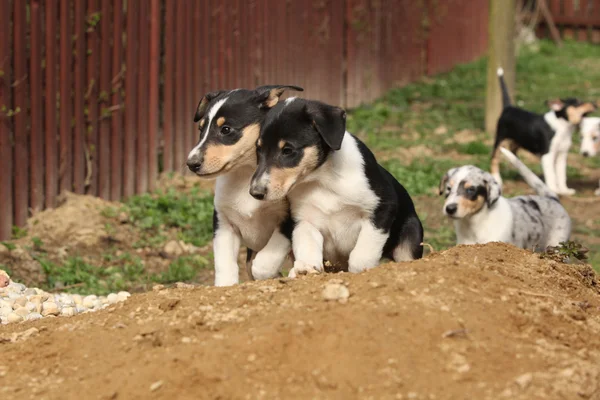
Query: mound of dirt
xmin=2 ymin=243 xmax=599 ymax=399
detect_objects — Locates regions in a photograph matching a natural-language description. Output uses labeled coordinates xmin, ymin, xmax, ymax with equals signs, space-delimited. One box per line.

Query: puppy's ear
xmin=194 ymin=90 xmax=226 ymax=122
xmin=485 ymin=178 xmax=501 ymax=208
xmin=438 ymin=168 xmax=456 ymax=196
xmin=546 ymin=98 xmax=564 ymax=112
xmin=305 ymin=101 xmax=346 ymax=151
xmin=255 ymin=85 xmax=304 ymax=109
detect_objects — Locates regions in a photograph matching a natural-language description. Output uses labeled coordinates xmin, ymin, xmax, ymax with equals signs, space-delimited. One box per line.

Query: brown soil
xmin=1 ymin=243 xmax=599 ymax=399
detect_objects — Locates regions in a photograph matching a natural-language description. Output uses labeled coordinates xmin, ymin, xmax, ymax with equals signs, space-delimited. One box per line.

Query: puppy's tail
xmin=497 ymin=67 xmax=511 ymax=109
xmin=499 ymin=147 xmax=558 ymax=199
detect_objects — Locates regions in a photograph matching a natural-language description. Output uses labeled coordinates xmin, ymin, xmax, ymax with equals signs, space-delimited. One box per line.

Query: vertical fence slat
xmin=45 ymin=0 xmax=58 ymax=208
xmin=148 ymin=0 xmax=160 ymax=192
xmin=98 ymin=0 xmax=112 ymax=199
xmin=59 ymin=0 xmax=72 ymax=195
xmin=13 ymin=0 xmax=28 ymax=227
xmin=174 ymin=0 xmax=185 ymax=170
xmin=162 ymin=0 xmax=175 ymax=173
xmin=0 ymin=0 xmax=13 ymax=240
xmin=73 ymin=0 xmax=86 ymax=194
xmin=183 ymin=0 xmax=193 ymax=157
xmin=86 ymin=0 xmax=100 ymax=195
xmin=30 ymin=0 xmax=44 ymax=212
xmin=136 ymin=0 xmax=149 ymax=193
xmin=123 ymin=0 xmax=138 ymax=197
xmin=110 ymin=0 xmax=124 ymax=201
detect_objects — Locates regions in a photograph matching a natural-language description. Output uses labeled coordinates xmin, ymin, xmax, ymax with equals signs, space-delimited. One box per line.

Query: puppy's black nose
xmin=250 ymin=186 xmax=267 ymax=200
xmin=186 ymin=157 xmax=202 ymax=173
xmin=583 ymin=151 xmax=590 ymax=157
xmin=445 ymin=203 xmax=458 ymax=215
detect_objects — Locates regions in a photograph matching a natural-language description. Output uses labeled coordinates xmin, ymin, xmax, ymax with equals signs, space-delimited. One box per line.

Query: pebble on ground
xmin=0 ymin=269 xmax=130 ymax=325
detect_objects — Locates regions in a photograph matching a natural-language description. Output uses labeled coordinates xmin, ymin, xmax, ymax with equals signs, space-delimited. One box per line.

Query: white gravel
xmin=0 ymin=271 xmax=131 ymax=325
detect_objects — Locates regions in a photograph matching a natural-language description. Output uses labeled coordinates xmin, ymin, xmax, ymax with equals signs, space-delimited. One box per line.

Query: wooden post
xmin=485 ymin=0 xmax=516 ymax=135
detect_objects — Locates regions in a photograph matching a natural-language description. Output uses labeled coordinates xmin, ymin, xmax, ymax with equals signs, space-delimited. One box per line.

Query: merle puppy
xmin=249 ymin=97 xmax=423 ymax=277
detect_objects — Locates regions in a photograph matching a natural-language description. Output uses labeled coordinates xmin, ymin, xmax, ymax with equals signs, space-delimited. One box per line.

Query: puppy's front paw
xmin=559 ymin=188 xmax=576 ymax=196
xmin=288 ymin=260 xmax=322 ymax=279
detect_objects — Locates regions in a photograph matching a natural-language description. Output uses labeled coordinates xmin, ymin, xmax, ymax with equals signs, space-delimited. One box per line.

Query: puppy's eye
xmin=281 ymin=146 xmax=294 ymax=156
xmin=593 ymin=135 xmax=599 ymax=141
xmin=220 ymin=126 xmax=232 ymax=135
xmin=465 ymin=187 xmax=476 ymax=196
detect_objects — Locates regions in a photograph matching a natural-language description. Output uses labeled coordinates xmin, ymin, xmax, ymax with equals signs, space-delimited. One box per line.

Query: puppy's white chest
xmin=215 ymin=176 xmax=288 ymax=251
xmin=292 ymin=186 xmax=365 ymax=261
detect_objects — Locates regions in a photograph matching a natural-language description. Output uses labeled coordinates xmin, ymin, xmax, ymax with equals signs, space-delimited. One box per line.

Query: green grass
xmin=346 ymin=39 xmax=600 ymax=197
xmin=120 ymin=187 xmax=214 ymax=248
xmin=36 ymin=253 xmax=210 ymax=295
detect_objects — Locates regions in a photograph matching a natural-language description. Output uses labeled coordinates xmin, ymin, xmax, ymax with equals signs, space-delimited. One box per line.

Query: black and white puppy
xmin=249 ymin=98 xmax=424 ymax=277
xmin=186 ymin=85 xmax=302 ymax=286
xmin=490 ymin=67 xmax=596 ymax=195
xmin=441 ymin=148 xmax=571 ymax=250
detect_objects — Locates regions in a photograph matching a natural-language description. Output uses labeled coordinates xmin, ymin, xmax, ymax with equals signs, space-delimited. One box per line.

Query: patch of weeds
xmin=0 ymin=265 xmax=12 ymax=276
xmin=0 ymin=241 xmax=16 ymax=251
xmin=541 ymin=241 xmax=589 ymax=264
xmin=101 ymin=206 xmax=119 ymax=218
xmin=153 ymin=255 xmax=209 ymax=284
xmin=31 ymin=237 xmax=44 ymax=252
xmin=383 ymin=158 xmax=458 ymax=196
xmin=11 ymin=226 xmax=27 ymax=239
xmin=37 ymin=253 xmax=148 ymax=295
xmin=124 ymin=187 xmax=214 ymax=247
xmin=454 ymin=141 xmax=489 ymax=155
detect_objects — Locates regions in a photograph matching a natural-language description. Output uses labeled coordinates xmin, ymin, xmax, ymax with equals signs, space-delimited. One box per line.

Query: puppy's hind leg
xmin=490 ymin=144 xmax=503 ymax=186
xmin=392 ymin=218 xmax=424 ymax=261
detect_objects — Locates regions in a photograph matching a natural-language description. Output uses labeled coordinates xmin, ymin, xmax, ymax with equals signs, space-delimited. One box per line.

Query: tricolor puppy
xmin=441 ymin=148 xmax=571 ymax=250
xmin=490 ymin=67 xmax=596 ymax=195
xmin=186 ymin=85 xmax=303 ymax=286
xmin=579 ymin=116 xmax=600 ymax=195
xmin=249 ymin=98 xmax=424 ymax=277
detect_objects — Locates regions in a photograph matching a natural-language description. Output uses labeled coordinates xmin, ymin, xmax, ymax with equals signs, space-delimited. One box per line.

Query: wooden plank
xmin=552 ymin=15 xmax=600 ymax=26
xmin=148 ymin=0 xmax=160 ymax=191
xmin=183 ymin=0 xmax=193 ymax=156
xmin=136 ymin=0 xmax=149 ymax=194
xmin=0 ymin=0 xmax=13 ymax=240
xmin=59 ymin=0 xmax=73 ymax=195
xmin=123 ymin=0 xmax=139 ymax=197
xmin=13 ymin=0 xmax=28 ymax=227
xmin=162 ymin=0 xmax=175 ymax=172
xmin=45 ymin=0 xmax=59 ymax=208
xmin=30 ymin=0 xmax=44 ymax=212
xmin=73 ymin=0 xmax=86 ymax=194
xmin=174 ymin=0 xmax=185 ymax=170
xmin=98 ymin=0 xmax=112 ymax=199
xmin=86 ymin=0 xmax=100 ymax=195
xmin=110 ymin=0 xmax=124 ymax=200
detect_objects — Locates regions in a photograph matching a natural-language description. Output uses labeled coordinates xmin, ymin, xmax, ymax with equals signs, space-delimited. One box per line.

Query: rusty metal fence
xmin=0 ymin=0 xmax=490 ymax=240
xmin=537 ymin=0 xmax=600 ymax=41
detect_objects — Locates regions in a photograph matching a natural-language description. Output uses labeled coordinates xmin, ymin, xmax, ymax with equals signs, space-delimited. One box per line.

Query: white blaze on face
xmin=580 ymin=117 xmax=600 ymax=156
xmin=187 ymin=97 xmax=228 ymax=161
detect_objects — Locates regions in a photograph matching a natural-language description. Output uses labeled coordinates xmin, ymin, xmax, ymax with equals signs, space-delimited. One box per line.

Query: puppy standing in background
xmin=490 ymin=67 xmax=596 ymax=195
xmin=249 ymin=98 xmax=423 ymax=278
xmin=440 ymin=148 xmax=571 ymax=250
xmin=579 ymin=116 xmax=600 ymax=195
xmin=186 ymin=85 xmax=302 ymax=286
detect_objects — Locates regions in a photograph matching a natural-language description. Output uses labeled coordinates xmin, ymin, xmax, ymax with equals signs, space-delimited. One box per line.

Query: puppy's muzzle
xmin=445 ymin=203 xmax=458 ymax=216
xmin=186 ymin=154 xmax=203 ymax=174
xmin=249 ymin=183 xmax=267 ymax=200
